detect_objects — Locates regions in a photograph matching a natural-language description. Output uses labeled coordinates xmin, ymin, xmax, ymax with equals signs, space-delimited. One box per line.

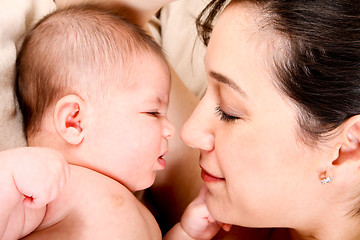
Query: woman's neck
xmin=286 ymin=218 xmax=360 ymax=240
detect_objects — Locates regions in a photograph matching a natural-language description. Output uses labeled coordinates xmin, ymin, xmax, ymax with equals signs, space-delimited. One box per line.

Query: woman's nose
xmin=181 ymin=99 xmax=215 ymax=151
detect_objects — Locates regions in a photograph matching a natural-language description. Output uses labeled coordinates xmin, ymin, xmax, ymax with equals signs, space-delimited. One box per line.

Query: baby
xmin=1 ymin=4 xmax=226 ymax=240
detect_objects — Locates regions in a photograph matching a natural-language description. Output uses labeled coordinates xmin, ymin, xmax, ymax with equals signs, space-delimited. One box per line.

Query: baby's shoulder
xmin=24 ymin=165 xmax=161 ymax=240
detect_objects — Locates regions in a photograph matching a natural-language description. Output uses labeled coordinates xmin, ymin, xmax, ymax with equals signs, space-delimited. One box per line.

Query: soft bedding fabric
xmin=0 ymin=0 xmax=55 ymax=150
xmin=151 ymin=0 xmax=208 ymax=99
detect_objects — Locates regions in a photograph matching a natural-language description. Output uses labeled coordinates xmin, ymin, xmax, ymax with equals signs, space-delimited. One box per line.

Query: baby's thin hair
xmin=16 ymin=4 xmax=166 ymax=138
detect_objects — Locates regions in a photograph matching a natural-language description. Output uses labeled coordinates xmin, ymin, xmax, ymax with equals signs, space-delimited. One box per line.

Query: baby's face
xmin=85 ymin=55 xmax=175 ymax=191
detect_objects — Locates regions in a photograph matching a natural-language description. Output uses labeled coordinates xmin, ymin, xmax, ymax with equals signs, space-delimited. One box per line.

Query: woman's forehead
xmin=207 ymin=5 xmax=275 ymax=80
xmin=205 ymin=1 xmax=296 ymax=114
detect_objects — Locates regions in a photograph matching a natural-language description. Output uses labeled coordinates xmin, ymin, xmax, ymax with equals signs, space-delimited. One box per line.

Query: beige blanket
xmin=0 ymin=0 xmax=55 ymax=150
xmin=153 ymin=0 xmax=208 ymax=99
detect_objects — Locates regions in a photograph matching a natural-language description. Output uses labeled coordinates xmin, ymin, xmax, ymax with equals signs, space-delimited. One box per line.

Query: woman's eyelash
xmin=215 ymin=106 xmax=239 ymax=122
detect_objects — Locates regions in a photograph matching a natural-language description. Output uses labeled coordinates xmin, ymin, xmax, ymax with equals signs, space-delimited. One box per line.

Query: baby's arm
xmin=163 ymin=185 xmax=231 ymax=240
xmin=0 ymin=147 xmax=69 ymax=239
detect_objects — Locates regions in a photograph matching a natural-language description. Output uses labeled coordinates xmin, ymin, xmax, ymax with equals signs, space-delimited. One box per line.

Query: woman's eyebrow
xmin=209 ymin=71 xmax=248 ymax=99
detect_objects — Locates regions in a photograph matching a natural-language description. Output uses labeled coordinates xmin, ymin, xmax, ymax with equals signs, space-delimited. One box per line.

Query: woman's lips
xmin=201 ymin=168 xmax=225 ymax=183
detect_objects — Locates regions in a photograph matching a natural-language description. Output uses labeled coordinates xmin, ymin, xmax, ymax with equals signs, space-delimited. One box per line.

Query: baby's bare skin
xmin=22 ymin=165 xmax=161 ymax=240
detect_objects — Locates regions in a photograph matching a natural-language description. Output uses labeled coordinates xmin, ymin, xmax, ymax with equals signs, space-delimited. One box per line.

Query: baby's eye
xmin=215 ymin=106 xmax=239 ymax=123
xmin=146 ymin=111 xmax=161 ymax=117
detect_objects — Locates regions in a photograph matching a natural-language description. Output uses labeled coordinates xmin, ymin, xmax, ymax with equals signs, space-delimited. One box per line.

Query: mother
xmin=182 ymin=0 xmax=360 ymax=239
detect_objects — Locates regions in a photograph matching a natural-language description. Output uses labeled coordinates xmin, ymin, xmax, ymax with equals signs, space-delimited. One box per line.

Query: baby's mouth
xmin=157 ymin=154 xmax=166 ymax=169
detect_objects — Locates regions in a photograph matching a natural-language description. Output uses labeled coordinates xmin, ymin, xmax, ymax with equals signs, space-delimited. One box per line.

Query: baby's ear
xmin=54 ymin=95 xmax=86 ymax=145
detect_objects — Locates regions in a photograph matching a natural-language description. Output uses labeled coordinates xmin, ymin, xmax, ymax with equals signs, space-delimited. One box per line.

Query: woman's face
xmin=181 ymin=3 xmax=330 ymax=228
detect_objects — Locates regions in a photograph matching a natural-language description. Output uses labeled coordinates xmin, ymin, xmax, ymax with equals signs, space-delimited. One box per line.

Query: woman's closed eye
xmin=215 ymin=105 xmax=240 ymax=123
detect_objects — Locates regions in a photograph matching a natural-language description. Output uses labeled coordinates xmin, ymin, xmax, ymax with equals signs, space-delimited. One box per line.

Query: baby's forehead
xmin=122 ymin=53 xmax=170 ymax=85
xmin=103 ymin=78 xmax=170 ymax=107
xmin=91 ymin=55 xmax=169 ymax=95
xmin=85 ymin=49 xmax=168 ymax=81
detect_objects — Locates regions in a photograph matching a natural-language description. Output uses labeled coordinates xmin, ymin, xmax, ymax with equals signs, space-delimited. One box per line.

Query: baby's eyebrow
xmin=146 ymin=96 xmax=168 ymax=106
xmin=209 ymin=71 xmax=248 ymax=99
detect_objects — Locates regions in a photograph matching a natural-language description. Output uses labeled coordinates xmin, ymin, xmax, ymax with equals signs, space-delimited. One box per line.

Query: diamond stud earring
xmin=321 ymin=176 xmax=333 ymax=184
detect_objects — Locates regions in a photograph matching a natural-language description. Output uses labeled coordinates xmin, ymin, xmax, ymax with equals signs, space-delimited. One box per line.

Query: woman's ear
xmin=327 ymin=116 xmax=360 ymax=185
xmin=54 ymin=95 xmax=86 ymax=145
xmin=338 ymin=116 xmax=360 ymax=157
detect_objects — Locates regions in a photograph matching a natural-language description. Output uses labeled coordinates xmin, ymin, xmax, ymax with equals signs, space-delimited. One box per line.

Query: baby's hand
xmin=10 ymin=147 xmax=70 ymax=208
xmin=180 ymin=185 xmax=231 ymax=240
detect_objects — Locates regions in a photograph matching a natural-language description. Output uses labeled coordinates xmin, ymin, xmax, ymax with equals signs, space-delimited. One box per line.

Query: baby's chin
xmin=130 ymin=174 xmax=156 ymax=192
